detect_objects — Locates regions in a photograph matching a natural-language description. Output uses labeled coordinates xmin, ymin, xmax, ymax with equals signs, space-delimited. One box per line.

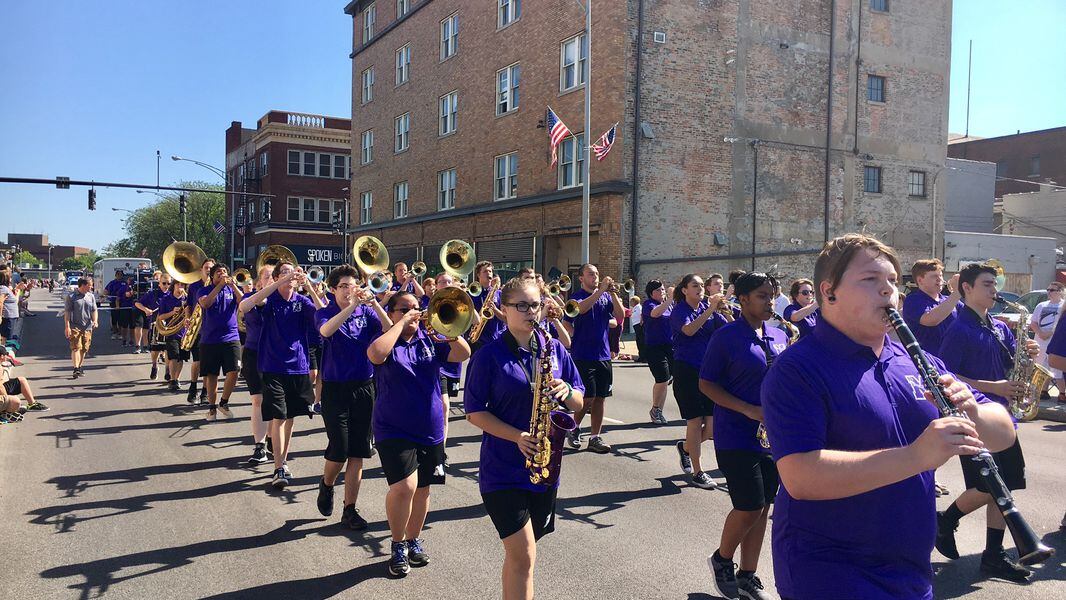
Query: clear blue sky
xmin=1 ymin=1 xmax=1062 ymax=252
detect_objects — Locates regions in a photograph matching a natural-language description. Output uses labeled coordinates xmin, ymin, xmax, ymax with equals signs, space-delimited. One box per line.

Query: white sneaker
xmin=205 ymin=407 xmax=218 ymax=422
xmin=217 ymin=402 xmax=233 ymax=420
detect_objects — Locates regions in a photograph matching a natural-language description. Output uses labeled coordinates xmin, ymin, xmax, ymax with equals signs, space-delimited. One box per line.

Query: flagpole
xmin=580 ymin=0 xmax=591 ymax=264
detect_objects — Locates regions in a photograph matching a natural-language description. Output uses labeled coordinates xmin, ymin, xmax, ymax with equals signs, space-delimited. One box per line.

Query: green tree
xmin=59 ymin=251 xmax=101 ymax=272
xmin=13 ymin=250 xmax=39 ymax=266
xmin=103 ymin=181 xmax=226 ymax=266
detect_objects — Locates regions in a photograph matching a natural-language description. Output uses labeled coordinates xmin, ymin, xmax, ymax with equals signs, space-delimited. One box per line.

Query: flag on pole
xmin=213 ymin=219 xmax=226 ymax=235
xmin=591 ymin=123 xmax=617 ymax=161
xmin=546 ymin=107 xmax=572 ymax=167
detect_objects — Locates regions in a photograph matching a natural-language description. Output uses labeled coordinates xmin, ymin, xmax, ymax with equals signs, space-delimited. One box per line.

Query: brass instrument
xmin=154 ymin=308 xmax=186 ymax=337
xmin=307 ymin=266 xmax=325 ymax=285
xmin=996 ymin=295 xmax=1053 ymax=422
xmin=162 ymin=241 xmax=207 ymax=284
xmin=558 ymin=275 xmax=572 ymax=292
xmin=526 ymin=320 xmax=577 ymax=485
xmin=468 ymin=281 xmax=483 ymax=297
xmin=256 ymin=245 xmax=299 ymax=274
xmin=352 ymin=235 xmax=391 ymax=294
xmin=563 ymin=299 xmax=581 ymax=318
xmin=467 ymin=278 xmax=502 ymax=343
xmin=411 ymin=261 xmax=427 ymax=278
xmin=367 ymin=271 xmax=392 ymax=294
xmin=440 ymin=239 xmax=476 ymax=280
xmin=232 ymin=268 xmax=252 ymax=288
xmin=181 ymin=303 xmax=202 ymax=351
xmin=423 ymin=286 xmax=476 ymax=340
xmin=547 ymin=280 xmax=562 ymax=296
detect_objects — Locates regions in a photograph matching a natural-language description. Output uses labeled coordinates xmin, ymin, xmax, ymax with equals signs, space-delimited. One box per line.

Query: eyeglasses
xmin=391 ymin=307 xmax=416 ymax=315
xmin=503 ymin=301 xmax=542 ymax=313
xmin=160 ymin=282 xmax=171 ymax=286
xmin=798 ymin=290 xmax=814 ymax=296
xmin=1048 ymin=288 xmax=1063 ymax=293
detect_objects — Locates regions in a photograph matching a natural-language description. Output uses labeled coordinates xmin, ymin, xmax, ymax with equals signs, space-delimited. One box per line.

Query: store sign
xmin=287 ymin=245 xmax=345 ymax=266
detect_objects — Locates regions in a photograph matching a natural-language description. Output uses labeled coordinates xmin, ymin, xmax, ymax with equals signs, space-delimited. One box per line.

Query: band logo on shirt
xmin=772 ymin=343 xmax=786 ymax=354
xmin=353 ymin=315 xmax=367 ymax=329
xmin=905 ymin=375 xmax=927 ymax=402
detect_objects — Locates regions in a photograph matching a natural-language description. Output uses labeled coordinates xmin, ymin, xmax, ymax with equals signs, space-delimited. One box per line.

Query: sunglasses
xmin=391 ymin=307 xmax=416 ymax=315
xmin=798 ymin=290 xmax=813 ymax=295
xmin=160 ymin=282 xmax=171 ymax=286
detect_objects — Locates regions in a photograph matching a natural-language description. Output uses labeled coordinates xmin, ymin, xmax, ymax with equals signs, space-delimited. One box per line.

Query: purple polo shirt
xmin=373 ymin=328 xmax=452 ymax=445
xmin=1047 ymin=309 xmax=1066 ymax=358
xmin=315 ymin=302 xmax=381 ymax=382
xmin=137 ymin=289 xmax=165 ymax=324
xmin=782 ymin=302 xmax=818 ymax=339
xmin=641 ymin=298 xmax=672 ymax=346
xmin=472 ymin=288 xmax=507 ymax=347
xmin=700 ymin=320 xmax=788 ymax=453
xmin=157 ymin=293 xmax=186 ymax=339
xmin=256 ymin=291 xmax=317 ymax=374
xmin=464 ymin=332 xmax=585 ymax=493
xmin=187 ymin=280 xmax=206 ymax=310
xmin=939 ymin=306 xmax=1017 ymax=421
xmin=564 ymin=288 xmax=613 ymax=361
xmin=196 ymin=284 xmax=240 ymax=344
xmin=121 ymin=281 xmax=137 ymax=308
xmin=669 ymin=300 xmax=727 ymax=367
xmin=902 ymin=290 xmax=962 ymax=356
xmin=762 ymin=318 xmax=986 ymax=600
xmin=242 ymin=304 xmax=263 ymax=352
xmin=105 ymin=279 xmax=126 ymax=307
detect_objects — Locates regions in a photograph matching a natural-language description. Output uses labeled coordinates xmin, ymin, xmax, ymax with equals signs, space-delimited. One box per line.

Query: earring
xmin=827 ymin=295 xmax=837 ymax=302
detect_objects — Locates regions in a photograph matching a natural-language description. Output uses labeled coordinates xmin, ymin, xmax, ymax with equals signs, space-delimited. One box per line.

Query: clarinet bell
xmin=1006 ymin=510 xmax=1056 ymax=565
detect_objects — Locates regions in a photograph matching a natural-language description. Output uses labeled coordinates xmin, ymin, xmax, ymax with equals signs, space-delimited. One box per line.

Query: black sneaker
xmin=317 ymin=478 xmax=335 ymax=516
xmin=388 ymin=541 xmax=410 ymax=577
xmin=186 ymin=385 xmax=198 ymax=404
xmin=708 ymin=551 xmax=740 ymax=599
xmin=691 ymin=471 xmax=718 ymax=490
xmin=587 ymin=436 xmax=612 ymax=453
xmin=341 ymin=504 xmax=369 ymax=530
xmin=407 ymin=538 xmax=430 ymax=567
xmin=198 ymin=389 xmax=208 ymax=404
xmin=271 ymin=468 xmax=288 ymax=489
xmin=168 ymin=380 xmax=180 ymax=393
xmin=247 ymin=443 xmax=270 ymax=465
xmin=979 ymin=549 xmax=1032 ymax=583
xmin=677 ymin=440 xmax=694 ymax=475
xmin=737 ymin=571 xmax=772 ymax=600
xmin=935 ymin=511 xmax=960 ymax=560
xmin=150 ymin=364 xmax=158 ymax=380
xmin=164 ymin=369 xmax=171 ymax=382
xmin=72 ymin=368 xmax=80 ymax=379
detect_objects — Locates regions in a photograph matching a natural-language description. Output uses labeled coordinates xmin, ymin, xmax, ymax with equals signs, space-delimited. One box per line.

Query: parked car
xmin=990 ymin=290 xmax=1042 ymax=328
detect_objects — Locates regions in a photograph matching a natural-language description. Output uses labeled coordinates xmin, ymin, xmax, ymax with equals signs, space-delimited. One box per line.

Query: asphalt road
xmin=2 ymin=288 xmax=1064 ymax=599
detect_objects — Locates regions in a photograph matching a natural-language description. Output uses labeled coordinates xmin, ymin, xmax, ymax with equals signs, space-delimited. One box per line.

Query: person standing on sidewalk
xmin=0 ymin=270 xmax=20 ymax=348
xmin=64 ymin=278 xmax=98 ymax=378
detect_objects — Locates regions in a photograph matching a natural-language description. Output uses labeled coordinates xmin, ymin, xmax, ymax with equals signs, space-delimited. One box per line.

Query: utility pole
xmin=579 ymin=0 xmax=592 ymax=264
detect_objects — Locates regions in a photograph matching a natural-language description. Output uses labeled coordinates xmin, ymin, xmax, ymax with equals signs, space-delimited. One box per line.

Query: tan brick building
xmin=343 ymin=0 xmax=950 ymax=285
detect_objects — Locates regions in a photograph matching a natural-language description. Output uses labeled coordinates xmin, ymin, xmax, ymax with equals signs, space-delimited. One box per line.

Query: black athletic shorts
xmin=321 ymin=379 xmax=375 ymax=462
xmin=440 ymin=375 xmax=460 ymax=398
xmin=199 ymin=341 xmax=241 ymax=376
xmin=189 ymin=336 xmax=201 ymax=362
xmin=241 ymin=347 xmax=263 ymax=395
xmin=376 ymin=437 xmax=446 ymax=488
xmin=644 ymin=343 xmax=674 ymax=384
xmin=261 ymin=372 xmax=314 ymax=420
xmin=482 ymin=487 xmax=559 ymax=541
xmin=308 ymin=344 xmax=322 ymax=372
xmin=117 ymin=308 xmax=132 ymax=328
xmin=673 ymin=361 xmax=714 ymax=420
xmin=3 ymin=378 xmax=22 ymax=395
xmin=961 ymin=437 xmax=1026 ymax=492
xmin=574 ymin=359 xmax=613 ymax=398
xmin=716 ymin=449 xmax=779 ymax=511
xmin=164 ymin=338 xmax=191 ymax=361
xmin=129 ymin=310 xmax=146 ymax=329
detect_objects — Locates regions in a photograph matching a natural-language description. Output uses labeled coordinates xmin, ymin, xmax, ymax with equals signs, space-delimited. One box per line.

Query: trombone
xmin=353 ymin=235 xmax=391 ymax=294
xmin=424 ymin=286 xmax=476 ymax=340
xmin=440 ymin=239 xmax=476 ymax=280
xmin=256 ymin=245 xmax=299 ymax=273
xmin=411 ymin=261 xmax=427 ymax=278
xmin=232 ymin=268 xmax=253 ymax=288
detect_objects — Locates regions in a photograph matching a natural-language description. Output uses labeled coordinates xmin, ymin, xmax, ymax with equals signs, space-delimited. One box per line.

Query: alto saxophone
xmin=996 ymin=296 xmax=1053 ymax=422
xmin=526 ymin=321 xmax=577 ymax=485
xmin=467 ymin=279 xmax=501 ymax=343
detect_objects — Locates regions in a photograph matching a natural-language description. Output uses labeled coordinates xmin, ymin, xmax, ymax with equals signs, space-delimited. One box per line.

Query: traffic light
xmin=179 ymin=194 xmax=187 ymax=214
xmin=88 ymin=189 xmax=97 ymax=210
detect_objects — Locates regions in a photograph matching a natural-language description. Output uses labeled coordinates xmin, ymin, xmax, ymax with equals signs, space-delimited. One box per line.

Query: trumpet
xmin=563 ymin=299 xmax=581 ymax=319
xmin=547 ymin=280 xmax=563 ymax=296
xmin=307 ymin=266 xmax=325 ymax=285
xmin=606 ymin=278 xmax=635 ymax=295
xmin=367 ymin=271 xmax=392 ymax=294
xmin=468 ymin=281 xmax=483 ymax=297
xmin=411 ymin=261 xmax=427 ymax=278
xmin=558 ymin=275 xmax=572 ymax=292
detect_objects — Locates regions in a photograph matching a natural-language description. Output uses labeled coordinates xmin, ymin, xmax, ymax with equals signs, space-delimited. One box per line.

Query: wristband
xmin=562 ymin=383 xmax=573 ymax=404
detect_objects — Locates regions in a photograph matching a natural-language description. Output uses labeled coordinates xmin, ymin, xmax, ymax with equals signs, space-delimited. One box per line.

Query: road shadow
xmin=932 ymin=528 xmax=1066 ymax=598
xmin=197 ymin=561 xmax=390 ymax=599
xmin=555 ymin=476 xmax=685 ymax=530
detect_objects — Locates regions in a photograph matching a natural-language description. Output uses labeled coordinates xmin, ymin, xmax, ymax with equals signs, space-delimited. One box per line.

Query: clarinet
xmin=885 ymin=307 xmax=1054 ymax=566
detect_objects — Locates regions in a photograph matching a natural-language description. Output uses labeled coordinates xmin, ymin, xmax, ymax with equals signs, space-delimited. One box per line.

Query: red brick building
xmin=948 ymin=126 xmax=1066 ymax=199
xmin=225 ymin=111 xmax=353 ymax=270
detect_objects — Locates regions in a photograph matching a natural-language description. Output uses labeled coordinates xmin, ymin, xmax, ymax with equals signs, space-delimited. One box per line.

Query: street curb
xmin=1037 ymin=400 xmax=1066 ymax=423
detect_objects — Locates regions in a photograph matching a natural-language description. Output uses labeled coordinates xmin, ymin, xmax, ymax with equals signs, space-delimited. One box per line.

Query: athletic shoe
xmin=150 ymin=364 xmax=158 ymax=380
xmin=205 ymin=406 xmax=217 ymax=422
xmin=168 ymin=380 xmax=180 ymax=393
xmin=317 ymin=478 xmax=335 ymax=516
xmin=248 ymin=443 xmax=270 ymax=465
xmin=72 ymin=368 xmax=80 ymax=379
xmin=186 ymin=385 xmax=198 ymax=404
xmin=708 ymin=551 xmax=740 ymax=599
xmin=677 ymin=440 xmax=694 ymax=474
xmin=388 ymin=541 xmax=410 ymax=577
xmin=25 ymin=402 xmax=49 ymax=412
xmin=310 ymin=401 xmax=322 ymax=415
xmin=979 ymin=549 xmax=1032 ymax=583
xmin=407 ymin=538 xmax=430 ymax=567
xmin=341 ymin=504 xmax=369 ymax=530
xmin=164 ymin=369 xmax=171 ymax=381
xmin=566 ymin=429 xmax=582 ymax=449
xmin=199 ymin=389 xmax=208 ymax=404
xmin=691 ymin=471 xmax=717 ymax=490
xmin=217 ymin=400 xmax=233 ymax=420
xmin=737 ymin=572 xmax=773 ymax=600
xmin=934 ymin=511 xmax=960 ymax=560
xmin=650 ymin=406 xmax=668 ymax=424
xmin=281 ymin=464 xmax=293 ymax=482
xmin=271 ymin=468 xmax=289 ymax=489
xmin=934 ymin=480 xmax=950 ymax=497
xmin=587 ymin=436 xmax=612 ymax=454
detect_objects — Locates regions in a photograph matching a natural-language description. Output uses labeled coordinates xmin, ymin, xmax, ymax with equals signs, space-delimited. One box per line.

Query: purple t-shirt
xmin=700 ymin=320 xmax=788 ymax=453
xmin=902 ymin=290 xmax=962 ymax=356
xmin=641 ymin=298 xmax=671 ymax=346
xmin=373 ymin=328 xmax=452 ymax=444
xmin=762 ymin=318 xmax=986 ymax=600
xmin=471 ymin=288 xmax=507 ymax=347
xmin=242 ymin=303 xmax=263 ymax=352
xmin=1047 ymin=309 xmax=1066 ymax=358
xmin=315 ymin=302 xmax=382 ymax=382
xmin=120 ymin=281 xmax=137 ymax=308
xmin=197 ymin=284 xmax=240 ymax=344
xmin=463 ymin=332 xmax=585 ymax=493
xmin=669 ymin=300 xmax=727 ymax=367
xmin=137 ymin=289 xmax=165 ymax=324
xmin=157 ymin=293 xmax=186 ymax=339
xmin=782 ymin=302 xmax=818 ymax=339
xmin=187 ymin=280 xmax=205 ymax=306
xmin=938 ymin=306 xmax=1017 ymax=422
xmin=104 ymin=279 xmax=126 ymax=307
xmin=256 ymin=291 xmax=317 ymax=374
xmin=564 ymin=288 xmax=614 ymax=361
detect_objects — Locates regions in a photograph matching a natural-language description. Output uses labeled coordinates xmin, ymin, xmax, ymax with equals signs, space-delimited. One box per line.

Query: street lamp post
xmin=47 ymin=244 xmax=54 ymax=282
xmin=172 ymin=155 xmax=229 ymax=261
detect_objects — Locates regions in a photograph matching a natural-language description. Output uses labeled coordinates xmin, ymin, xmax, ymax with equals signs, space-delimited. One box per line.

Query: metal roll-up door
xmin=389 ymin=246 xmax=418 ymax=268
xmin=476 ymin=237 xmax=534 ymax=264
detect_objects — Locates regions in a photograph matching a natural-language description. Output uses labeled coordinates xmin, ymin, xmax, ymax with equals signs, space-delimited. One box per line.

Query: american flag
xmin=591 ymin=123 xmax=618 ymax=161
xmin=213 ymin=219 xmax=226 ymax=235
xmin=546 ymin=107 xmax=572 ymax=167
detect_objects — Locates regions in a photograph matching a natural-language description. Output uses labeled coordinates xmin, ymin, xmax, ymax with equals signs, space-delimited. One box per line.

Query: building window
xmin=333 ymin=199 xmax=346 ymax=223
xmin=260 ymin=151 xmax=268 ymax=175
xmin=238 ymin=163 xmax=245 ymax=185
xmin=498 ymin=0 xmax=521 ymax=28
xmin=318 ymin=153 xmax=332 ymax=178
xmin=334 ymin=155 xmax=346 ymax=179
xmin=558 ymin=134 xmax=585 ymax=189
xmin=496 ymin=62 xmax=520 ymax=115
xmin=494 ymin=152 xmax=518 ymax=200
xmin=361 ymin=130 xmax=373 ymax=165
xmin=396 ymin=44 xmax=411 ymax=85
xmin=394 ymin=181 xmax=409 ymax=218
xmin=560 ymin=33 xmax=587 ymax=92
xmin=1030 ymin=155 xmax=1040 ymax=176
xmin=397 ymin=0 xmax=409 ymax=18
xmin=438 ymin=168 xmax=457 ymax=211
xmin=996 ymin=160 xmax=1007 ymax=177
xmin=303 ymin=198 xmax=316 ymax=222
xmin=248 ymin=201 xmax=256 ymax=224
xmin=318 ymin=199 xmax=332 ymax=223
xmin=262 ymin=199 xmax=270 ymax=221
xmin=870 ymin=0 xmax=889 ymax=12
xmin=361 ymin=67 xmax=374 ymax=104
xmin=864 ymin=166 xmax=882 ymax=193
xmin=908 ymin=170 xmax=926 ymax=197
xmin=439 ymin=91 xmax=458 ymax=136
xmin=440 ymin=13 xmax=458 ymax=60
xmin=362 ymin=4 xmax=375 ymax=44
xmin=288 ymin=150 xmax=300 ymax=175
xmin=360 ymin=192 xmax=373 ymax=225
xmin=287 ymin=197 xmax=301 ymax=221
xmin=867 ymin=75 xmax=886 ymax=102
xmin=303 ymin=151 xmax=316 ymax=176
xmin=395 ymin=113 xmax=410 ymax=152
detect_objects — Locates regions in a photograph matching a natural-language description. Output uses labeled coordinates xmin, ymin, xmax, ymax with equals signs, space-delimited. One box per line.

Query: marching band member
xmin=562 ymin=263 xmax=625 ymax=454
xmin=315 ymin=264 xmax=390 ymax=529
xmin=186 ymin=258 xmax=216 ymax=404
xmin=196 ymin=263 xmax=243 ymax=422
xmin=901 ymin=259 xmax=961 ymax=356
xmin=390 ymin=261 xmax=426 ymax=297
xmin=642 ymin=280 xmax=674 ymax=425
xmin=762 ymin=234 xmax=1014 ymax=600
xmin=700 ymin=272 xmax=787 ymax=600
xmin=782 ymin=279 xmax=818 ymax=339
xmin=158 ymin=282 xmax=188 ymax=393
xmin=368 ymin=291 xmax=470 ymax=577
xmin=539 ymin=292 xmax=570 ymax=350
xmin=237 ymin=262 xmax=317 ymax=488
xmin=421 ymin=277 xmax=437 ymax=308
xmin=670 ymin=274 xmax=728 ymax=489
xmin=134 ymin=274 xmax=169 ymax=380
xmin=239 ymin=265 xmax=274 ymax=465
xmin=464 ymin=277 xmax=585 ymax=600
xmin=935 ymin=263 xmax=1037 ymax=582
xmin=470 ymin=261 xmax=507 ymax=352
